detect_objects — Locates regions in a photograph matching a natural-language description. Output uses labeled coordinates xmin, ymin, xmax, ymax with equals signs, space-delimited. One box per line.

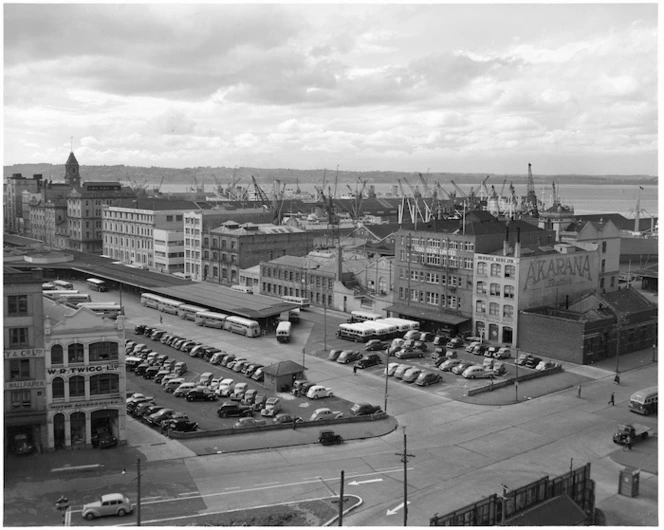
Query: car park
xmin=165 ymin=419 xmax=199 ymax=432
xmin=185 ymin=387 xmax=218 ymax=402
xmin=354 ymin=353 xmax=383 ymax=369
xmin=394 ymin=349 xmax=425 ymax=359
xmin=462 ymin=366 xmax=494 ymax=379
xmin=394 ymin=364 xmax=411 ymax=379
xmin=385 ymin=362 xmax=404 ymax=376
xmin=415 ymin=372 xmax=443 ymax=386
xmin=217 ymin=401 xmax=253 ymax=418
xmin=273 ymin=413 xmax=303 ymax=425
xmin=327 ymin=349 xmax=343 ymax=361
xmin=233 ymin=418 xmax=266 ymax=429
xmin=261 ymin=397 xmax=281 ymax=417
xmin=438 ymin=359 xmax=462 ymax=371
xmin=446 ymin=338 xmax=464 ymax=349
xmin=163 ymin=377 xmax=185 ymax=392
xmin=306 ymin=385 xmax=334 ymax=399
xmin=452 ymin=361 xmax=475 ymax=375
xmin=310 ymin=408 xmax=343 ymax=421
xmin=402 ymin=367 xmax=424 ymax=383
xmin=216 ymin=378 xmax=235 ymax=397
xmin=81 ymin=493 xmax=133 ymax=520
xmin=337 ymin=350 xmax=362 ymax=364
xmin=173 ymin=382 xmax=197 ymax=397
xmin=364 ymin=339 xmax=387 ymax=351
xmin=494 ymin=347 xmax=512 ymax=359
xmin=349 ymin=403 xmax=382 ymax=416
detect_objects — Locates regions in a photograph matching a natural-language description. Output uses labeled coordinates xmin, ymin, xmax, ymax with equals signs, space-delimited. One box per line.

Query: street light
xmin=55 ymin=496 xmax=70 ymax=526
xmin=122 ymin=457 xmax=142 ymax=526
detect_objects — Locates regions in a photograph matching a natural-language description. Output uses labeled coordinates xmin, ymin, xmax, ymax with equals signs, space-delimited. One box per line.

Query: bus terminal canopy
xmin=152 ymin=284 xmax=298 ymax=320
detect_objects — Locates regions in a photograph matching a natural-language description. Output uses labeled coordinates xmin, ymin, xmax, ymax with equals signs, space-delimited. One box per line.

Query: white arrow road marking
xmin=386 ymin=501 xmax=410 ymax=516
xmin=348 ymin=478 xmax=383 ymax=486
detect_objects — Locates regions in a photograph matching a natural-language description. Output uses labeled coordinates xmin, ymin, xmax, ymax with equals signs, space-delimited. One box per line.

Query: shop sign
xmin=49 ymin=399 xmax=121 ymax=411
xmin=480 ymin=256 xmax=516 ymax=264
xmin=4 ymin=348 xmax=44 ymax=358
xmin=47 ymin=364 xmax=121 ymax=376
xmin=524 ymin=254 xmax=592 ymax=290
xmin=5 ymin=379 xmax=45 ymax=390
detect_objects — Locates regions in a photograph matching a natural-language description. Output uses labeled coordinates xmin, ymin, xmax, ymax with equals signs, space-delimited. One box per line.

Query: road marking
xmin=386 ymin=500 xmax=410 ymax=515
xmin=348 ymin=478 xmax=383 ymax=486
xmin=141 ymin=496 xmax=162 ymax=501
xmin=51 ymin=464 xmax=103 ymax=473
xmin=178 ymin=492 xmax=198 ymax=497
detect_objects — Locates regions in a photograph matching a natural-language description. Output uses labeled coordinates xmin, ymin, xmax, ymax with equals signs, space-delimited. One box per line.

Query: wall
xmin=518 ymin=312 xmax=586 ymax=364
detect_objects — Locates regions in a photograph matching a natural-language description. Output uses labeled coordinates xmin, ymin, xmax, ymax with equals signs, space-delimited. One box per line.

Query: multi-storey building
xmin=4 ymin=266 xmax=47 ymax=454
xmin=199 ymin=221 xmax=313 ymax=286
xmin=102 ymin=199 xmax=205 ymax=268
xmin=389 ymin=214 xmax=555 ymax=336
xmin=43 ymin=301 xmax=126 ymax=450
xmin=4 ymin=173 xmax=43 ymax=234
xmin=153 ymin=228 xmax=185 ymax=273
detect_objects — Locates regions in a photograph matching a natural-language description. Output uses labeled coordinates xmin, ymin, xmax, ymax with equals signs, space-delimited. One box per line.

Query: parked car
xmin=394 ymin=349 xmax=425 ymax=359
xmin=150 ymin=330 xmax=167 ymax=341
xmin=419 ymin=332 xmax=435 ymax=342
xmin=143 ymin=366 xmax=161 ymax=380
xmin=388 ymin=338 xmax=405 ymax=355
xmin=349 ymin=402 xmax=382 ymax=416
xmin=81 ymin=493 xmax=133 ymax=520
xmin=244 ymin=364 xmax=263 ymax=378
xmin=364 ymin=339 xmax=387 ymax=351
xmin=232 ymin=360 xmax=250 ymax=373
xmin=307 ymin=385 xmax=334 ymax=399
xmin=465 ymin=341 xmax=481 ymax=353
xmin=394 ymin=364 xmax=412 ymax=379
xmin=452 ymin=361 xmax=475 ymax=375
xmin=201 ymin=347 xmax=221 ymax=361
xmin=402 ymin=367 xmax=424 ymax=383
xmin=516 ymin=353 xmax=532 ymax=366
xmin=432 ymin=335 xmax=448 ymax=346
xmin=273 ymin=413 xmax=303 ymax=425
xmin=160 ymin=333 xmax=172 ymax=344
xmin=494 ymin=347 xmax=512 ymax=359
xmin=173 ymin=382 xmax=197 ymax=398
xmin=217 ymin=401 xmax=254 ymax=418
xmin=310 ymin=408 xmax=343 ymax=421
xmin=261 ymin=397 xmax=282 ymax=417
xmin=462 ymin=366 xmax=494 ymax=379
xmin=198 ymin=372 xmax=214 ymax=386
xmin=164 ymin=419 xmax=199 ymax=432
xmin=386 ymin=362 xmax=405 ymax=376
xmin=241 ymin=388 xmax=258 ymax=406
xmin=524 ymin=356 xmax=543 ymax=369
xmin=337 ymin=350 xmax=363 ymax=364
xmin=216 ymin=378 xmax=235 ymax=397
xmin=292 ymin=380 xmax=315 ymax=397
xmin=415 ymin=372 xmax=443 ymax=386
xmin=231 ymin=382 xmax=249 ymax=400
xmin=233 ymin=418 xmax=267 ymax=429
xmin=209 ymin=351 xmax=227 ymax=365
xmin=402 ymin=340 xmax=428 ymax=352
xmin=185 ymin=387 xmax=218 ymax=402
xmin=327 ymin=349 xmax=343 ymax=361
xmin=146 ymin=408 xmax=175 ymax=427
xmin=536 ymin=360 xmax=559 ymax=371
xmin=95 ymin=432 xmax=118 ymax=449
xmin=220 ymin=353 xmax=236 ymax=366
xmin=438 ymin=359 xmax=462 ymax=372
xmin=318 ymin=430 xmax=343 ymax=445
xmin=483 ymin=347 xmax=497 ymax=358
xmin=173 ymin=362 xmax=188 ymax=376
xmin=139 ymin=405 xmax=164 ymax=421
xmin=132 ymin=401 xmax=157 ymax=418
xmin=188 ymin=344 xmax=207 ymax=358
xmin=251 ymin=368 xmax=264 ymax=382
xmin=134 ymin=324 xmax=146 ymax=335
xmin=354 ymin=353 xmax=383 ymax=369
xmin=403 ymin=330 xmax=421 ymax=340
xmin=134 ymin=363 xmax=150 ymax=376
xmin=251 ymin=394 xmax=268 ymax=412
xmin=483 ymin=358 xmax=495 ymax=370
xmin=446 ymin=338 xmax=464 ymax=349
xmin=491 ymin=361 xmax=507 ymax=376
xmin=163 ymin=377 xmax=185 ymax=393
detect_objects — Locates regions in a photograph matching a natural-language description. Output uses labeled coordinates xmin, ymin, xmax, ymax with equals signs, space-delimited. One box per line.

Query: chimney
xmin=515 ymin=227 xmax=521 ymax=258
xmin=503 ymin=226 xmax=510 ymax=256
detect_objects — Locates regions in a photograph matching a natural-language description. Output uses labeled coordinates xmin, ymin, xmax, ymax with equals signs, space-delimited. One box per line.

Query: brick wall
xmin=518 ymin=313 xmax=586 ymax=364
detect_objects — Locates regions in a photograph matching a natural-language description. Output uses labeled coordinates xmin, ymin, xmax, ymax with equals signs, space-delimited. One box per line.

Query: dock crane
xmin=418 ymin=172 xmax=433 ymax=198
xmin=499 ymin=179 xmax=507 ymax=197
xmin=480 ymin=176 xmax=491 ymax=200
xmin=333 ymin=165 xmax=339 ymax=199
xmin=450 ymin=180 xmax=467 ymax=198
xmin=402 ymin=176 xmax=421 ymax=199
xmin=251 ymin=175 xmax=272 ymax=209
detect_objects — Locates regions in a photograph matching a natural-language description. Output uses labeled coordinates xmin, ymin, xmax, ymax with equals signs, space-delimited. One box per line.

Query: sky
xmin=3 ymin=3 xmax=659 ymax=175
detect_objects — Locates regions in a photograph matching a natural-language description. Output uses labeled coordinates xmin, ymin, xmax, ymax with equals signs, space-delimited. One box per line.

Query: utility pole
xmin=515 ymin=347 xmax=519 ymax=402
xmin=615 ymin=316 xmax=621 ymax=377
xmin=338 ymin=470 xmax=344 ymax=526
xmin=384 ymin=351 xmax=390 ymax=413
xmin=137 ymin=457 xmax=142 ymax=526
xmin=395 ymin=426 xmax=415 ymax=526
xmin=324 ymin=301 xmax=328 ymax=351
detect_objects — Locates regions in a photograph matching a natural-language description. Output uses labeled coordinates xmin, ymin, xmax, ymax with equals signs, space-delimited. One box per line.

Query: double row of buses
xmin=140 ymin=293 xmax=261 ymax=338
xmin=337 ymin=317 xmax=420 ymax=342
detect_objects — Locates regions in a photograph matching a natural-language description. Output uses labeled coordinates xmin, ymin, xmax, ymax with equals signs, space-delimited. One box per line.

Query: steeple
xmin=64 ymin=151 xmax=81 ymax=188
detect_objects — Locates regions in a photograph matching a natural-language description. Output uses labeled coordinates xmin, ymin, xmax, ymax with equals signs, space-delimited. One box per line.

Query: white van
xmin=276 ymin=321 xmax=292 ymax=343
xmin=231 ymin=285 xmax=253 ymax=294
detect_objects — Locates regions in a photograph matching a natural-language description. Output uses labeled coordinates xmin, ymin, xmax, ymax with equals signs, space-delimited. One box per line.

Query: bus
xmin=371 ymin=321 xmax=398 ymax=340
xmin=58 ymin=293 xmax=92 ymax=304
xmin=86 ymin=278 xmax=108 ymax=292
xmin=224 ymin=316 xmax=261 ymax=337
xmin=76 ymin=302 xmax=123 ymax=319
xmin=276 ymin=321 xmax=292 ymax=343
xmin=337 ymin=322 xmax=376 ymax=342
xmin=195 ymin=311 xmax=229 ymax=329
xmin=53 ymin=280 xmax=74 ymax=290
xmin=380 ymin=317 xmax=420 ymax=334
xmin=140 ymin=293 xmax=162 ymax=309
xmin=44 ymin=290 xmax=80 ymax=301
xmin=140 ymin=293 xmax=183 ymax=314
xmin=348 ymin=310 xmax=383 ymax=323
xmin=177 ymin=304 xmax=207 ymax=321
xmin=42 ymin=282 xmax=57 ymax=291
xmin=281 ymin=296 xmax=310 ymax=310
xmin=628 ymin=386 xmax=658 ymax=415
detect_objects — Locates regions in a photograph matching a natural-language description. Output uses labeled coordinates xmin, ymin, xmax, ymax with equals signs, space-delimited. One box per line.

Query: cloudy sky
xmin=3 ymin=3 xmax=658 ymax=175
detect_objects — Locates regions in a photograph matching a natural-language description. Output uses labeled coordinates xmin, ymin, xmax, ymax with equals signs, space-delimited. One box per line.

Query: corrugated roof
xmin=262 ymin=360 xmax=306 ymax=376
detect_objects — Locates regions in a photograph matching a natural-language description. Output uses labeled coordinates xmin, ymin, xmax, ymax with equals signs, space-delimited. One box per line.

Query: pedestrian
xmin=614 ymin=373 xmax=621 ymax=385
xmin=626 ymin=436 xmax=632 ymax=450
xmin=608 ymin=392 xmax=615 ymax=406
xmin=159 ymin=315 xmax=163 ymax=324
xmin=353 ymin=364 xmax=358 ymax=375
xmin=577 ymin=385 xmax=582 ymax=398
xmin=292 ymin=417 xmax=297 ymax=430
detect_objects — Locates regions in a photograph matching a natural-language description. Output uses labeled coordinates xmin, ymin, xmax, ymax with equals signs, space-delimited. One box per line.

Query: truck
xmin=612 ymin=423 xmax=651 ymax=446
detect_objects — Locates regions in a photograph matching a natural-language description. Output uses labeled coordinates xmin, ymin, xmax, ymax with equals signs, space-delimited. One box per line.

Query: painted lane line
xmin=178 ymin=492 xmax=198 ymax=497
xmin=348 ymin=478 xmax=383 ymax=486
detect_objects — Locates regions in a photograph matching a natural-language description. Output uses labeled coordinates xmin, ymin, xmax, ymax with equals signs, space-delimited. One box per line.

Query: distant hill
xmin=4 ymin=163 xmax=658 ymax=189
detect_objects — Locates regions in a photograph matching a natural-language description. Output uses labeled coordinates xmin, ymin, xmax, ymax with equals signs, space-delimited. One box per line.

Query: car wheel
xmin=118 ymin=509 xmax=127 ymax=517
xmin=84 ymin=513 xmax=95 ymax=520
xmin=313 ymin=395 xmax=319 ymax=400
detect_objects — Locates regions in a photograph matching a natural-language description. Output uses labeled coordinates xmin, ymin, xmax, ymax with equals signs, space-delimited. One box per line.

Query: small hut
xmin=262 ymin=360 xmax=306 ymax=392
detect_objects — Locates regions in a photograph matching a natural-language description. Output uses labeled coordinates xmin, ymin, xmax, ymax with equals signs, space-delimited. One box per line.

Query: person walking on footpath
xmin=608 ymin=392 xmax=615 ymax=406
xmin=159 ymin=315 xmax=163 ymax=324
xmin=577 ymin=385 xmax=582 ymax=398
xmin=614 ymin=373 xmax=621 ymax=385
xmin=353 ymin=364 xmax=358 ymax=375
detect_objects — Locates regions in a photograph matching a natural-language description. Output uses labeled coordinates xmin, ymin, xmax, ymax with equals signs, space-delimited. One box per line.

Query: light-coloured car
xmin=261 ymin=397 xmax=282 ymax=417
xmin=394 ymin=364 xmax=411 ymax=379
xmin=81 ymin=493 xmax=133 ymax=520
xmin=310 ymin=408 xmax=344 ymax=421
xmin=394 ymin=349 xmax=425 ymax=359
xmin=306 ymin=385 xmax=334 ymax=400
xmin=216 ymin=378 xmax=235 ymax=397
xmin=233 ymin=417 xmax=266 ymax=429
xmin=385 ymin=362 xmax=403 ymax=376
xmin=162 ymin=377 xmax=184 ymax=392
xmin=402 ymin=367 xmax=424 ymax=383
xmin=232 ymin=382 xmax=249 ymax=399
xmin=494 ymin=347 xmax=512 ymax=359
xmin=462 ymin=365 xmax=494 ymax=379
xmin=438 ymin=359 xmax=461 ymax=372
xmin=173 ymin=382 xmax=197 ymax=397
xmin=465 ymin=341 xmax=481 ymax=353
xmin=452 ymin=361 xmax=475 ymax=375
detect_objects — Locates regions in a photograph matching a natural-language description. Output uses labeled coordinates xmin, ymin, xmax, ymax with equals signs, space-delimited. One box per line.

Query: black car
xmin=524 ymin=356 xmax=542 ymax=369
xmin=134 ymin=324 xmax=147 ymax=335
xmin=96 ymin=432 xmax=118 ymax=449
xmin=139 ymin=405 xmax=164 ymax=421
xmin=143 ymin=366 xmax=161 ymax=380
xmin=146 ymin=408 xmax=176 ymax=427
xmin=354 ymin=354 xmax=383 ymax=369
xmin=217 ymin=401 xmax=254 ymax=418
xmin=349 ymin=402 xmax=382 ymax=416
xmin=165 ymin=419 xmax=199 ymax=432
xmin=185 ymin=388 xmax=218 ymax=402
xmin=319 ymin=430 xmax=343 ymax=445
xmin=134 ymin=363 xmax=150 ymax=376
xmin=364 ymin=340 xmax=387 ymax=352
xmin=202 ymin=347 xmax=221 ymax=361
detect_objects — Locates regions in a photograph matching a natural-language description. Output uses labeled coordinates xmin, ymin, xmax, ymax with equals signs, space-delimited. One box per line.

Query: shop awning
xmin=383 ymin=303 xmax=470 ymax=326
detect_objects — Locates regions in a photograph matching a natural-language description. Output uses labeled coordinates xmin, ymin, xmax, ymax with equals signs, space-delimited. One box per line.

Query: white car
xmin=306 ymin=385 xmax=334 ymax=400
xmin=232 ymin=382 xmax=249 ymax=399
xmin=215 ymin=378 xmax=235 ymax=397
xmin=465 ymin=341 xmax=480 ymax=353
xmin=310 ymin=408 xmax=344 ymax=421
xmin=494 ymin=347 xmax=512 ymax=359
xmin=462 ymin=366 xmax=494 ymax=379
xmin=261 ymin=397 xmax=282 ymax=417
xmin=82 ymin=493 xmax=133 ymax=520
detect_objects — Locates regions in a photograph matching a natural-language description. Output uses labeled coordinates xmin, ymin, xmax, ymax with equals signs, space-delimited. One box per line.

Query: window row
xmin=202 ymin=237 xmax=237 ymax=250
xmin=399 ymin=251 xmax=474 ymax=269
xmin=264 ymin=283 xmax=303 ymax=298
xmin=476 ymin=262 xmax=516 ymax=278
xmin=104 ymin=211 xmax=155 ymax=222
xmin=52 ymin=374 xmax=120 ymax=398
xmin=397 ymin=288 xmax=460 ymax=309
xmin=400 ymin=236 xmax=475 ymax=252
xmin=475 ymin=301 xmax=515 ymax=319
xmin=50 ymin=342 xmax=119 ymax=364
xmin=399 ymin=269 xmax=463 ymax=287
xmin=476 ymin=282 xmax=515 ymax=298
xmin=103 ymin=235 xmax=153 ymax=249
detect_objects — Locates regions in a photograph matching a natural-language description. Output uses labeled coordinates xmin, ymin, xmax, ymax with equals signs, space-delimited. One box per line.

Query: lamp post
xmin=323 ymin=301 xmax=328 ymax=351
xmin=55 ymin=496 xmax=70 ymax=526
xmin=514 ymin=347 xmax=519 ymax=403
xmin=384 ymin=350 xmax=390 ymax=413
xmin=123 ymin=457 xmax=142 ymax=526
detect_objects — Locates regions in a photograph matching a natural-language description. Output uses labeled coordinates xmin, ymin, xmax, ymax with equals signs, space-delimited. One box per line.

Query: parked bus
xmin=156 ymin=297 xmax=183 ymax=315
xmin=337 ymin=322 xmax=376 ymax=342
xmin=380 ymin=317 xmax=420 ymax=334
xmin=224 ymin=316 xmax=261 ymax=337
xmin=628 ymin=386 xmax=658 ymax=415
xmin=348 ymin=310 xmax=383 ymax=323
xmin=194 ymin=311 xmax=229 ymax=329
xmin=43 ymin=290 xmax=80 ymax=301
xmin=276 ymin=321 xmax=292 ymax=343
xmin=86 ymin=278 xmax=108 ymax=292
xmin=58 ymin=293 xmax=92 ymax=304
xmin=230 ymin=285 xmax=254 ymax=294
xmin=371 ymin=321 xmax=398 ymax=340
xmin=53 ymin=280 xmax=74 ymax=290
xmin=42 ymin=282 xmax=58 ymax=291
xmin=140 ymin=293 xmax=162 ymax=309
xmin=281 ymin=296 xmax=310 ymax=310
xmin=177 ymin=303 xmax=207 ymax=321
xmin=76 ymin=302 xmax=123 ymax=319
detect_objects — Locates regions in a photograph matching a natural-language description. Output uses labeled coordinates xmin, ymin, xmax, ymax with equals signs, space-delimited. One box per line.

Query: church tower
xmin=64 ymin=151 xmax=81 ymax=188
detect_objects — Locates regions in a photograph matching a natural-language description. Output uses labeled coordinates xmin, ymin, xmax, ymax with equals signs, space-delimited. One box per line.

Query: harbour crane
xmin=402 ymin=176 xmax=421 ymax=199
xmin=450 ymin=180 xmax=467 ymax=198
xmin=251 ymin=175 xmax=272 ymax=209
xmin=333 ymin=165 xmax=339 ymax=199
xmin=418 ymin=172 xmax=433 ymax=198
xmin=499 ymin=179 xmax=507 ymax=197
xmin=480 ymin=176 xmax=491 ymax=199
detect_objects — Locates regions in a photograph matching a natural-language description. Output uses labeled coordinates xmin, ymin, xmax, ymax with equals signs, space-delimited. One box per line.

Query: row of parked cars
xmin=126 ymin=392 xmax=199 ymax=432
xmin=385 ymin=363 xmax=443 ymax=386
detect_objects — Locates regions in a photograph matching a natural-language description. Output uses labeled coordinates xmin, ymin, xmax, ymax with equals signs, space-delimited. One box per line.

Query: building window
xmin=476 ymin=281 xmax=487 ymax=294
xmin=490 ymin=263 xmax=502 ymax=277
xmin=52 ymin=377 xmax=65 ymax=399
xmin=602 ymin=241 xmax=607 ymax=253
xmin=68 ymin=343 xmax=85 ymax=363
xmin=490 ymin=283 xmax=501 ymax=296
xmin=9 ymin=359 xmax=30 ymax=380
xmin=601 ymin=259 xmax=606 ymax=274
xmin=204 ymin=237 xmax=209 ymax=247
xmin=503 ymin=305 xmax=514 ymax=319
xmin=10 ymin=390 xmax=31 ymax=408
xmin=504 ymin=285 xmax=515 ymax=299
xmin=213 ymin=266 xmax=218 ymax=277
xmin=448 ymin=296 xmax=458 ymax=309
xmin=7 ymin=295 xmax=28 ymax=315
xmin=166 ymin=215 xmax=173 ymax=222
xmin=489 ymin=302 xmax=499 ymax=316
xmin=89 ymin=342 xmax=119 ymax=362
xmin=69 ymin=376 xmax=85 ymax=398
xmin=600 ymin=278 xmax=605 ymax=289
xmin=90 ymin=374 xmax=119 ymax=395
xmin=8 ymin=327 xmax=29 ymax=347
xmin=476 ymin=262 xmax=487 ymax=275
xmin=504 ymin=265 xmax=515 ymax=278
xmin=51 ymin=344 xmax=64 ymax=365
xmin=476 ymin=300 xmax=486 ymax=314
